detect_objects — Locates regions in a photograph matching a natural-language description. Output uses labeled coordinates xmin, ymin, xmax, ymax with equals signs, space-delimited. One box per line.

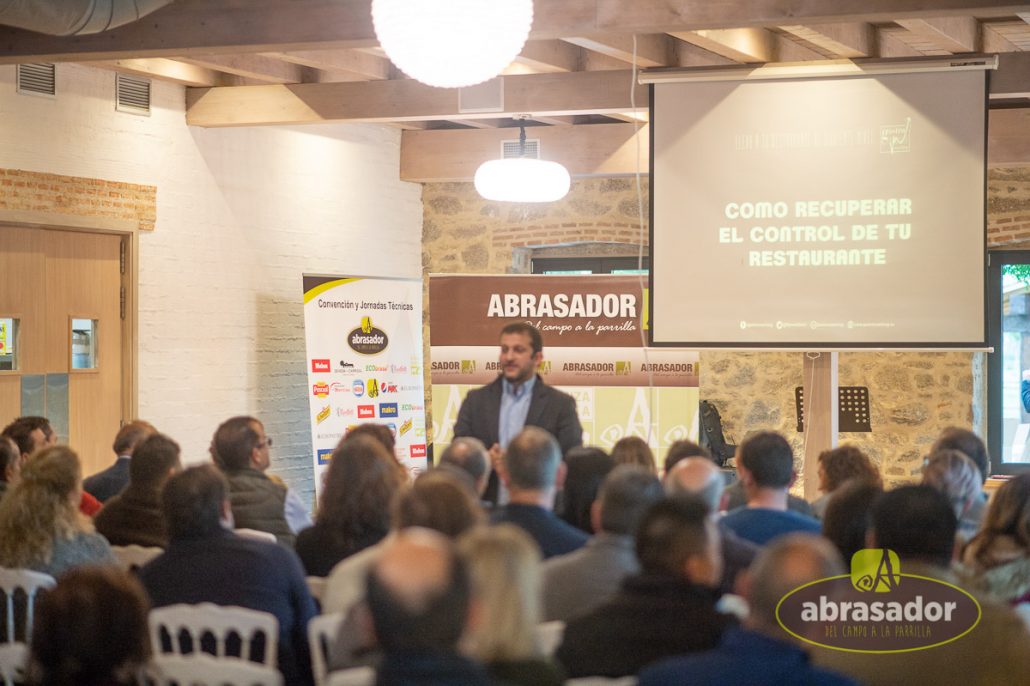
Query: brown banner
xmin=429 ymin=274 xmax=647 ymax=348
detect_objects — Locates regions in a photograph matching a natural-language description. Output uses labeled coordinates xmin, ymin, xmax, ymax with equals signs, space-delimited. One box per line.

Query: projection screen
xmin=649 ymin=62 xmax=989 ymax=348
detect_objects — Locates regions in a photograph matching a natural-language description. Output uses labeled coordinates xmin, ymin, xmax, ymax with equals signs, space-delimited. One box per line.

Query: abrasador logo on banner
xmin=777 ymin=548 xmax=980 ymax=653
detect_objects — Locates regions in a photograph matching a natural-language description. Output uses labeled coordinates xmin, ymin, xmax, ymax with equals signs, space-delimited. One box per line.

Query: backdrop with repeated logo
xmin=430 ymin=275 xmax=700 ymax=459
xmin=303 ymin=275 xmax=426 ymax=498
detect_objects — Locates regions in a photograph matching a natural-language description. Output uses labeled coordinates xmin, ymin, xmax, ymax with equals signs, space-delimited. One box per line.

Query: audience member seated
xmin=639 ymin=534 xmax=858 ymax=686
xmin=0 ymin=445 xmax=115 ymax=576
xmin=2 ymin=416 xmax=101 ymax=516
xmin=820 ymin=479 xmax=883 ymax=564
xmin=139 ymin=465 xmax=316 ymax=686
xmin=436 ymin=437 xmax=490 ymax=500
xmin=558 ymin=447 xmax=614 ymax=534
xmin=810 ymin=445 xmax=881 ymax=518
xmin=295 ymin=434 xmax=406 ymax=577
xmin=611 ymin=435 xmax=657 ymax=474
xmin=83 ymin=420 xmax=156 ymax=503
xmin=662 ymin=439 xmax=712 ymax=474
xmin=490 ymin=427 xmax=587 ymax=558
xmin=665 ymin=457 xmax=758 ymax=594
xmin=0 ymin=436 xmax=20 ymax=499
xmin=960 ymin=473 xmax=1030 ymax=604
xmin=27 ymin=565 xmax=151 ymax=686
xmin=366 ymin=528 xmax=491 ymax=686
xmin=94 ymin=433 xmax=182 ymax=548
xmin=721 ymin=432 xmax=821 ymax=546
xmin=555 ymin=496 xmax=734 ymax=677
xmin=323 ymin=468 xmax=482 ymax=624
xmin=343 ymin=422 xmax=407 ymax=476
xmin=210 ymin=415 xmax=303 ymax=546
xmin=922 ymin=448 xmax=984 ymax=544
xmin=813 ymin=485 xmax=1030 ymax=686
xmin=932 ymin=426 xmax=991 ymax=525
xmin=542 ymin=465 xmax=663 ymax=622
xmin=458 ymin=525 xmax=564 ymax=686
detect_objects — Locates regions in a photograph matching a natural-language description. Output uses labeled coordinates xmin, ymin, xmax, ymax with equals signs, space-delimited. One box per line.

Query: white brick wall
xmin=0 ymin=64 xmax=424 ymax=511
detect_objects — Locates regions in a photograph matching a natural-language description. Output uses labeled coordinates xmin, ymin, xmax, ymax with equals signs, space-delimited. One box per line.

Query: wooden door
xmin=0 ymin=227 xmax=124 ymax=477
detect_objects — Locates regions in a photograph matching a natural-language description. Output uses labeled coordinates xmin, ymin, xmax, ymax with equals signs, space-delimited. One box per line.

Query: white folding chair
xmin=306 ymin=576 xmax=327 ymax=606
xmin=0 ymin=567 xmax=56 ymax=686
xmin=111 ymin=544 xmax=163 ymax=571
xmin=307 ymin=612 xmax=342 ymax=686
xmin=325 ymin=667 xmax=374 ymax=686
xmin=534 ymin=620 xmax=565 ymax=657
xmin=149 ymin=604 xmax=279 ymax=667
xmin=234 ymin=529 xmax=277 ymax=544
xmin=149 ymin=653 xmax=283 ymax=686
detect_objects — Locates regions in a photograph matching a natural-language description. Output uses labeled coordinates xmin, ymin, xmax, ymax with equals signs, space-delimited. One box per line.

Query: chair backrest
xmin=0 ymin=643 xmax=27 ymax=686
xmin=149 ymin=604 xmax=279 ymax=667
xmin=534 ymin=620 xmax=565 ymax=657
xmin=306 ymin=576 xmax=326 ymax=606
xmin=307 ymin=612 xmax=342 ymax=686
xmin=111 ymin=544 xmax=164 ymax=571
xmin=149 ymin=653 xmax=283 ymax=686
xmin=234 ymin=528 xmax=277 ymax=544
xmin=0 ymin=567 xmax=56 ymax=644
xmin=325 ymin=666 xmax=374 ymax=686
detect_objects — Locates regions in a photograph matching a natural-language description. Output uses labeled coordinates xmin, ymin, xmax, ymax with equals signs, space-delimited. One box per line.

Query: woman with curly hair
xmin=0 ymin=445 xmax=114 ymax=576
xmin=812 ymin=444 xmax=882 ymax=519
xmin=961 ymin=473 xmax=1030 ymax=604
xmin=295 ymin=434 xmax=408 ymax=576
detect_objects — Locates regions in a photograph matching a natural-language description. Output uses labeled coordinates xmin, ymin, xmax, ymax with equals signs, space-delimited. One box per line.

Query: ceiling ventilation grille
xmin=116 ymin=74 xmax=151 ymax=115
xmin=502 ymin=138 xmax=540 ymax=159
xmin=16 ymin=63 xmax=56 ymax=97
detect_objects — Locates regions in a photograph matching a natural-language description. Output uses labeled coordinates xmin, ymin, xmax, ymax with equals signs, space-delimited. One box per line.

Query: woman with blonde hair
xmin=0 ymin=446 xmax=114 ymax=576
xmin=458 ymin=524 xmax=563 ymax=686
xmin=961 ymin=473 xmax=1030 ymax=604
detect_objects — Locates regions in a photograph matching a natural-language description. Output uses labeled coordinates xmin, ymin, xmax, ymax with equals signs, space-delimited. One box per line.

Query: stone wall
xmin=421 ymin=171 xmax=1029 ymax=487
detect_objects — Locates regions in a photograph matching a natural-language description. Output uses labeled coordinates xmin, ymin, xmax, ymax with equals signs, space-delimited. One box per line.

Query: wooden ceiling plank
xmin=3 ymin=0 xmax=1030 ymax=64
xmin=896 ymin=17 xmax=980 ymax=52
xmin=778 ymin=23 xmax=874 ymax=58
xmin=513 ymin=40 xmax=582 ymax=73
xmin=531 ymin=115 xmax=577 ymax=126
xmin=562 ymin=34 xmax=675 ymax=67
xmin=270 ymin=49 xmax=391 ymax=80
xmin=877 ymin=27 xmax=927 ymax=57
xmin=89 ymin=58 xmax=233 ymax=87
xmin=774 ymin=34 xmax=828 ymax=61
xmin=672 ymin=40 xmax=738 ymax=67
xmin=668 ymin=28 xmax=776 ymax=63
xmin=185 ymin=69 xmax=646 ymax=128
xmin=178 ymin=54 xmax=306 ymax=84
xmin=400 ymin=122 xmax=650 ymax=181
xmin=982 ymin=23 xmax=1022 ymax=51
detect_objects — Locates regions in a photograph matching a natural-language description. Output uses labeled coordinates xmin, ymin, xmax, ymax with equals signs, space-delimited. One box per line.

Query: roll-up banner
xmin=303 ymin=275 xmax=426 ymax=497
xmin=430 ymin=274 xmax=699 ymax=457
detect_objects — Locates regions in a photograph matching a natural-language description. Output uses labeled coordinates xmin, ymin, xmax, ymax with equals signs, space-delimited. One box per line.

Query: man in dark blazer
xmin=83 ymin=419 xmax=155 ymax=502
xmin=453 ymin=322 xmax=582 ymax=503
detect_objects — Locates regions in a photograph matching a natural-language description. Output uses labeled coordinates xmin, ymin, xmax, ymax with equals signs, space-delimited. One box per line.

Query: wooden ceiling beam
xmin=89 ymin=58 xmax=236 ymax=87
xmin=668 ymin=28 xmax=776 ymax=63
xmin=400 ymin=122 xmax=650 ymax=182
xmin=2 ymin=0 xmax=1029 ymax=64
xmin=270 ymin=49 xmax=392 ymax=80
xmin=185 ymin=69 xmax=647 ymax=128
xmin=778 ymin=23 xmax=875 ymax=58
xmin=177 ymin=55 xmax=307 ymax=84
xmin=513 ymin=40 xmax=582 ymax=73
xmin=896 ymin=16 xmax=981 ymax=52
xmin=562 ymin=34 xmax=675 ymax=67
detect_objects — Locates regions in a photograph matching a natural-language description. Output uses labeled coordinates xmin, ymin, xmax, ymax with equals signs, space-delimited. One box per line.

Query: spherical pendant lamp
xmin=372 ymin=0 xmax=534 ymax=89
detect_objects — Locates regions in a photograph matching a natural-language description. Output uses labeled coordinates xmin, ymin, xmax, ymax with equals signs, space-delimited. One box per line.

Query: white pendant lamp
xmin=474 ymin=123 xmax=571 ymax=203
xmin=372 ymin=0 xmax=534 ymax=89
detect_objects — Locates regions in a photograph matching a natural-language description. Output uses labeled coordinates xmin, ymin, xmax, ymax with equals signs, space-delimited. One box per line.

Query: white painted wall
xmin=0 ymin=64 xmax=424 ymax=510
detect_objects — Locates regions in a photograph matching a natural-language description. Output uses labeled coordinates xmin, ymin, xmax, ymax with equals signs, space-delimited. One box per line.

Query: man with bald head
xmin=639 ymin=534 xmax=857 ymax=685
xmin=665 ymin=457 xmax=758 ymax=594
xmin=366 ymin=528 xmax=490 ymax=685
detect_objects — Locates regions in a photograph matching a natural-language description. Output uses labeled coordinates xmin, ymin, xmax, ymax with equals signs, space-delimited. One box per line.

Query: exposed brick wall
xmin=987 ymin=168 xmax=1030 ymax=247
xmin=0 ymin=168 xmax=156 ymax=231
